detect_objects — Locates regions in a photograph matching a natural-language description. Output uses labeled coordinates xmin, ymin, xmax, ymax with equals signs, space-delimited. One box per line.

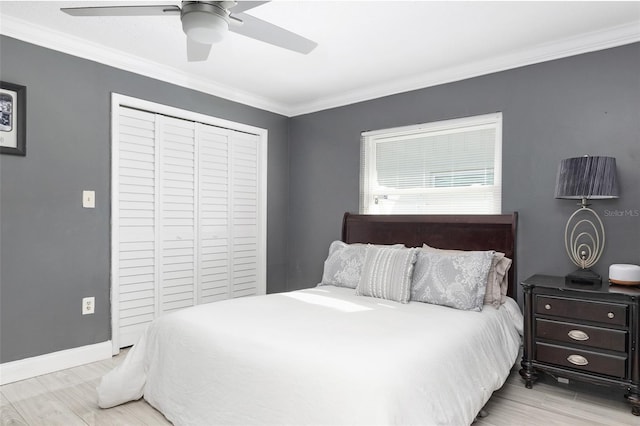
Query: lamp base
xmin=565 ymin=269 xmax=602 ymax=288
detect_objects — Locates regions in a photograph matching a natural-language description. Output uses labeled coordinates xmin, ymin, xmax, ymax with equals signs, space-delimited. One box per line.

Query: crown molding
xmin=0 ymin=15 xmax=290 ymax=116
xmin=2 ymin=14 xmax=638 ymax=118
xmin=288 ymin=21 xmax=640 ymax=116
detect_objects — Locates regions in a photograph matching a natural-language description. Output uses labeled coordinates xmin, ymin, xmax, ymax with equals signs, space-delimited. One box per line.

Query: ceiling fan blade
xmin=230 ymin=1 xmax=270 ymax=14
xmin=230 ymin=12 xmax=317 ymax=54
xmin=186 ymin=38 xmax=213 ymax=62
xmin=61 ymin=5 xmax=181 ymax=17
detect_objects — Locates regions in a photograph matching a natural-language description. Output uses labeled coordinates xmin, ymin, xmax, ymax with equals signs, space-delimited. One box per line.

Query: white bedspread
xmin=98 ymin=286 xmax=522 ymax=426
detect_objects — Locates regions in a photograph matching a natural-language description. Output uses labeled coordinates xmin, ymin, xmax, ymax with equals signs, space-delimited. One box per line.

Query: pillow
xmin=422 ymin=244 xmax=512 ymax=308
xmin=410 ymin=249 xmax=494 ymax=311
xmin=495 ymin=255 xmax=512 ymax=304
xmin=356 ymin=246 xmax=417 ymax=303
xmin=320 ymin=241 xmax=403 ymax=289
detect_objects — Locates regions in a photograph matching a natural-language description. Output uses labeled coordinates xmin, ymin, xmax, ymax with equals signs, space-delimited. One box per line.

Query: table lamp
xmin=555 ymin=155 xmax=619 ymax=285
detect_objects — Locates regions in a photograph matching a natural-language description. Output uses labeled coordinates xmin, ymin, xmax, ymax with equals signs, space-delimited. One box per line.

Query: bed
xmin=98 ymin=213 xmax=522 ymax=426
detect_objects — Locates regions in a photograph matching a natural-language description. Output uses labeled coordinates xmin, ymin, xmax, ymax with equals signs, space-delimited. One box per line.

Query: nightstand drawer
xmin=536 ymin=318 xmax=627 ymax=352
xmin=537 ymin=342 xmax=627 ymax=378
xmin=536 ymin=295 xmax=628 ymax=326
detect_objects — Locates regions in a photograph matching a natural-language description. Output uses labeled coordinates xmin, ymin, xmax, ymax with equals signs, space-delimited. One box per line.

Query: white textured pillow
xmin=411 ymin=249 xmax=494 ymax=311
xmin=320 ymin=241 xmax=404 ymax=289
xmin=422 ymin=244 xmax=511 ymax=308
xmin=356 ymin=246 xmax=417 ymax=304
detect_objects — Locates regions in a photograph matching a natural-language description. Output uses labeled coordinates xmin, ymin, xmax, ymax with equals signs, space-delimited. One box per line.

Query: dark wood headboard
xmin=341 ymin=213 xmax=518 ymax=299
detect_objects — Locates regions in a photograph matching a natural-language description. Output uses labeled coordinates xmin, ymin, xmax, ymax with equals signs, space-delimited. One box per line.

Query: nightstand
xmin=519 ymin=274 xmax=640 ymax=416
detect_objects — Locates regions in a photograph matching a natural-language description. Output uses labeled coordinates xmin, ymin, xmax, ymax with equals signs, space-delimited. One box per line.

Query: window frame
xmin=360 ymin=112 xmax=503 ymax=215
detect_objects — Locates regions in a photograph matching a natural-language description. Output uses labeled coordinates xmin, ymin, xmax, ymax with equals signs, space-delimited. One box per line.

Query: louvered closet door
xmin=115 ymin=108 xmax=158 ymax=347
xmin=230 ymin=131 xmax=260 ymax=297
xmin=159 ymin=117 xmax=197 ymax=313
xmin=198 ymin=124 xmax=230 ymax=303
xmin=113 ymin=100 xmax=265 ymax=351
xmin=198 ymin=125 xmax=261 ymax=301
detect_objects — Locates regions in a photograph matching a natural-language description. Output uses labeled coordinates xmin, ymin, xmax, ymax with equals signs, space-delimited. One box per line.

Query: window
xmin=360 ymin=112 xmax=502 ymax=214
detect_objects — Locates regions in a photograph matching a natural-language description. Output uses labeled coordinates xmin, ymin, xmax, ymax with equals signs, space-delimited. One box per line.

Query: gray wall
xmin=0 ymin=36 xmax=290 ymax=363
xmin=287 ymin=42 xmax=640 ymax=297
xmin=1 ymin=35 xmax=639 ymax=365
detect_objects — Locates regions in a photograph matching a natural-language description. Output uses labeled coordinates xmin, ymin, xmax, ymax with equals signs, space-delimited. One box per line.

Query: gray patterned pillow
xmin=320 ymin=241 xmax=368 ymax=288
xmin=410 ymin=249 xmax=494 ymax=311
xmin=320 ymin=241 xmax=405 ymax=289
xmin=421 ymin=244 xmax=512 ymax=308
xmin=356 ymin=246 xmax=417 ymax=303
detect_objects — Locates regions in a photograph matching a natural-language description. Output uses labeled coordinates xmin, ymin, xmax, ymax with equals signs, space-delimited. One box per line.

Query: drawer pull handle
xmin=568 ymin=330 xmax=589 ymax=341
xmin=544 ymin=304 xmax=552 ymax=310
xmin=607 ymin=312 xmax=615 ymax=319
xmin=567 ymin=354 xmax=589 ymax=366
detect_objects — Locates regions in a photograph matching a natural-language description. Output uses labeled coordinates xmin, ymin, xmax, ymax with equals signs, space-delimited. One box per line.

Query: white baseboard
xmin=0 ymin=341 xmax=112 ymax=385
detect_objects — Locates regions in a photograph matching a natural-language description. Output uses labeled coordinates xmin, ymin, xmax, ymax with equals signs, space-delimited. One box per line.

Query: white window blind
xmin=360 ymin=113 xmax=502 ymax=214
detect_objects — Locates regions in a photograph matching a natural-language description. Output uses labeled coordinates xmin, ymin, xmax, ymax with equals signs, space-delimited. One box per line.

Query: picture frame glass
xmin=0 ymin=81 xmax=26 ymax=156
xmin=0 ymin=87 xmax=18 ymax=149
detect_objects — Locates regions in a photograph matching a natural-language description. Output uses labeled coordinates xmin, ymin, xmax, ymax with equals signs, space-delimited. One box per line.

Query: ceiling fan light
xmin=182 ymin=10 xmax=229 ymax=44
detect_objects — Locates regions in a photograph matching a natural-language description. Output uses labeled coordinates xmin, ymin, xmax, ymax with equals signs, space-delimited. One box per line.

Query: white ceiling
xmin=1 ymin=1 xmax=639 ymax=116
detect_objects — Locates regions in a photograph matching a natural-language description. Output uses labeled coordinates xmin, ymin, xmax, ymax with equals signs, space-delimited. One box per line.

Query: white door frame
xmin=111 ymin=93 xmax=268 ymax=354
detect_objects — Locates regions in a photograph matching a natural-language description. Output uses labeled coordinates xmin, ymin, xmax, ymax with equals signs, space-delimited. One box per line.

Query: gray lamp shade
xmin=555 ymin=156 xmax=619 ymax=200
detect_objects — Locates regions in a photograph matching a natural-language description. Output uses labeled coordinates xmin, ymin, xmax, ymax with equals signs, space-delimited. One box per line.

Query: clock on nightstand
xmin=519 ymin=274 xmax=640 ymax=416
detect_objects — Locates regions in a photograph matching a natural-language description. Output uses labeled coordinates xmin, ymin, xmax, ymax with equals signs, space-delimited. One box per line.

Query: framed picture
xmin=0 ymin=81 xmax=26 ymax=156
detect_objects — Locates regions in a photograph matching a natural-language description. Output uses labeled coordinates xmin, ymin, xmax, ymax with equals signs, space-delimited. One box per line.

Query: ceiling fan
xmin=60 ymin=1 xmax=317 ymax=61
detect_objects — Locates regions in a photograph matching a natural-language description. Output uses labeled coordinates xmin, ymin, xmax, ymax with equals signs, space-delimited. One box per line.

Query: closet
xmin=111 ymin=95 xmax=266 ymax=351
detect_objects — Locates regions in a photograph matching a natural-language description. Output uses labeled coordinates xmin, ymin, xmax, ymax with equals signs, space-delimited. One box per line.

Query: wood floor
xmin=1 ymin=349 xmax=637 ymax=425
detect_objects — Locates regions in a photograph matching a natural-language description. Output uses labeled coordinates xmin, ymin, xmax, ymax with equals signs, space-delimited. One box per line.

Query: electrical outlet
xmin=82 ymin=297 xmax=95 ymax=315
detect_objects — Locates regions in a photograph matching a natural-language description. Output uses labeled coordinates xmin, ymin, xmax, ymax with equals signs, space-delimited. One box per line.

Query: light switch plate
xmin=82 ymin=190 xmax=95 ymax=208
